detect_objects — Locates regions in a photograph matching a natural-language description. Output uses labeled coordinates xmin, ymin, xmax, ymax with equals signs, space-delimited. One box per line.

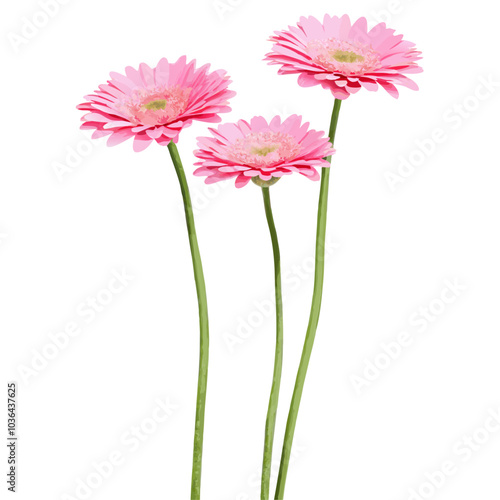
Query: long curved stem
xmin=274 ymin=99 xmax=342 ymax=499
xmin=260 ymin=186 xmax=284 ymax=500
xmin=168 ymin=142 xmax=209 ymax=500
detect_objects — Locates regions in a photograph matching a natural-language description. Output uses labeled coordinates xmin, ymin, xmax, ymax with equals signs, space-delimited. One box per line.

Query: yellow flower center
xmin=144 ymin=99 xmax=167 ymax=110
xmin=332 ymin=50 xmax=365 ymax=63
xmin=250 ymin=145 xmax=279 ymax=156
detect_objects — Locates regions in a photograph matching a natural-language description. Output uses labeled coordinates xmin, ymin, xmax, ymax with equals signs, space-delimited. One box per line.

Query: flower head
xmin=78 ymin=57 xmax=236 ymax=151
xmin=265 ymin=15 xmax=422 ymax=99
xmin=194 ymin=115 xmax=335 ymax=188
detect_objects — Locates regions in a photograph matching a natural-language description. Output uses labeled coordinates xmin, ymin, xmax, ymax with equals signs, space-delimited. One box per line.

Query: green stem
xmin=168 ymin=142 xmax=209 ymax=500
xmin=274 ymin=99 xmax=342 ymax=500
xmin=260 ymin=186 xmax=284 ymax=500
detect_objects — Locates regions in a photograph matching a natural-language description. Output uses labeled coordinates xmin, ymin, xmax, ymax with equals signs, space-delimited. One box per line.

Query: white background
xmin=2 ymin=0 xmax=500 ymax=499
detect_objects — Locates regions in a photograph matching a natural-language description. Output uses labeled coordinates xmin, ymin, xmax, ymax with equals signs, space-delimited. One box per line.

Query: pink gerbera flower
xmin=265 ymin=14 xmax=422 ymax=99
xmin=77 ymin=56 xmax=236 ymax=152
xmin=193 ymin=115 xmax=335 ymax=188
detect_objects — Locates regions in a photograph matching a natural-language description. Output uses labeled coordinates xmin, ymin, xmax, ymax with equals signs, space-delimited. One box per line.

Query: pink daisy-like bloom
xmin=193 ymin=115 xmax=335 ymax=188
xmin=77 ymin=57 xmax=236 ymax=152
xmin=265 ymin=14 xmax=422 ymax=99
